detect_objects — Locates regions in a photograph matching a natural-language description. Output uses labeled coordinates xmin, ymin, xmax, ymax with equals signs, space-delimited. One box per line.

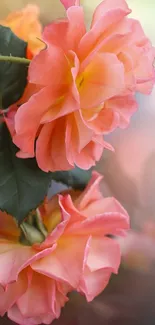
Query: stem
xmin=0 ymin=55 xmax=31 ymax=65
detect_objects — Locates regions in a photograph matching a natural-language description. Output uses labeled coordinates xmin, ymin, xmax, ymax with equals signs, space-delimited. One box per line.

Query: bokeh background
xmin=0 ymin=0 xmax=155 ymax=324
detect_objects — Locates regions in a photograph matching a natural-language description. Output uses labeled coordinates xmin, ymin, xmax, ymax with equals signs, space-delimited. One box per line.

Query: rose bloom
xmin=0 ymin=172 xmax=129 ymax=325
xmin=12 ymin=0 xmax=155 ymax=172
xmin=0 ymin=4 xmax=44 ymax=57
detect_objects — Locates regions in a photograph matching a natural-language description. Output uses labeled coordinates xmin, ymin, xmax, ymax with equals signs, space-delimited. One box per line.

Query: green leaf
xmin=0 ymin=124 xmax=51 ymax=223
xmin=52 ymin=167 xmax=92 ymax=190
xmin=0 ymin=25 xmax=28 ymax=109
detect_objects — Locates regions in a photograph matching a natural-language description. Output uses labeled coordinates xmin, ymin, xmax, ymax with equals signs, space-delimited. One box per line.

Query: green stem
xmin=0 ymin=55 xmax=31 ymax=65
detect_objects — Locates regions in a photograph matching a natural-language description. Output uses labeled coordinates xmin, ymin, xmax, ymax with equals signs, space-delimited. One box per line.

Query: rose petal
xmin=0 ymin=243 xmax=34 ymax=287
xmin=75 ymin=171 xmax=103 ymax=210
xmin=0 ymin=272 xmax=27 ymax=316
xmin=32 ymin=235 xmax=89 ymax=288
xmin=86 ymin=237 xmax=120 ymax=272
xmin=79 ymin=53 xmax=125 ymax=108
xmin=91 ymin=0 xmax=131 ymax=26
xmin=36 ymin=119 xmax=73 ymax=172
xmin=67 ymin=211 xmax=129 ymax=237
xmin=61 ymin=0 xmax=80 ymax=9
xmin=78 ymin=266 xmax=112 ymax=302
xmin=8 ymin=304 xmax=54 ymax=325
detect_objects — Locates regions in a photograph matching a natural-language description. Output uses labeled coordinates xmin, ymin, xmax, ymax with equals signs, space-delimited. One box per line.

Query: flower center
xmin=20 ymin=207 xmax=62 ymax=246
xmin=76 ymin=74 xmax=84 ymax=90
xmin=43 ymin=208 xmax=61 ymax=233
xmin=20 ymin=210 xmax=48 ymax=246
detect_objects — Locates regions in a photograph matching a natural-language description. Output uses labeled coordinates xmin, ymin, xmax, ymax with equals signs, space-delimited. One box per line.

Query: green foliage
xmin=0 ymin=25 xmax=28 ymax=109
xmin=52 ymin=167 xmax=92 ymax=190
xmin=0 ymin=124 xmax=51 ymax=223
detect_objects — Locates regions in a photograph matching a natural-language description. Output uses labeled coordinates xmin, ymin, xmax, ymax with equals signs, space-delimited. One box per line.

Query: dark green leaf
xmin=0 ymin=25 xmax=28 ymax=109
xmin=0 ymin=124 xmax=51 ymax=223
xmin=52 ymin=167 xmax=92 ymax=190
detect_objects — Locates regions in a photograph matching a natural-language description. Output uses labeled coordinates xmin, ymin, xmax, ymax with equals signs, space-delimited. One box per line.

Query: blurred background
xmin=0 ymin=0 xmax=155 ymax=324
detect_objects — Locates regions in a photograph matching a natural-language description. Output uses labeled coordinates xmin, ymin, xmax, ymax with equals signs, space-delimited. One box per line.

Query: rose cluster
xmin=0 ymin=0 xmax=154 ymax=324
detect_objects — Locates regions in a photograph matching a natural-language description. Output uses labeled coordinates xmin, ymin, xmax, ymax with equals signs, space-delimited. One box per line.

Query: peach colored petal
xmin=17 ymin=274 xmax=52 ymax=318
xmin=82 ymin=92 xmax=138 ymax=133
xmin=105 ymin=94 xmax=138 ymax=128
xmin=8 ymin=304 xmax=53 ymax=325
xmin=14 ymin=87 xmax=63 ymax=156
xmin=82 ymin=196 xmax=129 ymax=220
xmin=74 ymin=111 xmax=94 ymax=151
xmin=79 ymin=53 xmax=125 ymax=108
xmin=0 ymin=272 xmax=27 ymax=316
xmin=40 ymin=51 xmax=80 ymax=124
xmin=72 ymin=136 xmax=105 ymax=169
xmin=20 ymin=246 xmax=57 ymax=271
xmin=134 ymin=51 xmax=155 ymax=94
xmin=82 ymin=105 xmax=119 ymax=134
xmin=78 ymin=266 xmax=112 ymax=302
xmin=65 ymin=113 xmax=104 ymax=169
xmin=65 ymin=114 xmax=78 ymax=166
xmin=74 ymin=171 xmax=103 ymax=210
xmin=29 ymin=46 xmax=69 ymax=86
xmin=121 ymin=19 xmax=155 ymax=93
xmin=66 ymin=6 xmax=86 ymax=51
xmin=36 ymin=119 xmax=73 ymax=172
xmin=0 ymin=243 xmax=34 ymax=287
xmin=44 ymin=7 xmax=85 ymax=52
xmin=50 ymin=282 xmax=69 ymax=317
xmin=6 ymin=84 xmax=42 ymax=144
xmin=65 ymin=112 xmax=93 ymax=156
xmin=31 ymin=235 xmax=89 ymax=288
xmin=86 ymin=237 xmax=120 ymax=272
xmin=44 ymin=6 xmax=85 ymax=52
xmin=78 ymin=237 xmax=121 ymax=301
xmin=127 ymin=17 xmax=150 ymax=47
xmin=76 ymin=226 xmax=124 ymax=302
xmin=91 ymin=0 xmax=131 ymax=26
xmin=0 ymin=241 xmax=56 ymax=288
xmin=18 ymin=83 xmax=43 ymax=105
xmin=17 ymin=274 xmax=69 ymax=321
xmin=0 ymin=211 xmax=19 ymax=241
xmin=67 ymin=211 xmax=129 ymax=237
xmin=79 ymin=18 xmax=132 ymax=71
xmin=16 ymin=150 xmax=35 ymax=159
xmin=61 ymin=0 xmax=80 ymax=9
xmin=59 ymin=194 xmax=85 ymax=226
xmin=78 ymin=1 xmax=131 ymax=62
xmin=43 ymin=20 xmax=69 ymax=52
xmin=117 ymin=51 xmax=136 ymax=92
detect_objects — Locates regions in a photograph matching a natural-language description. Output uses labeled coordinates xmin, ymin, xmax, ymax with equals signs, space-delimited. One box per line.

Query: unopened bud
xmin=20 ymin=222 xmax=45 ymax=245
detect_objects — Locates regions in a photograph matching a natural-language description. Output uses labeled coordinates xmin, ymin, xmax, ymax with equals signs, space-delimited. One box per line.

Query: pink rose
xmin=13 ymin=0 xmax=155 ymax=172
xmin=0 ymin=172 xmax=129 ymax=324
